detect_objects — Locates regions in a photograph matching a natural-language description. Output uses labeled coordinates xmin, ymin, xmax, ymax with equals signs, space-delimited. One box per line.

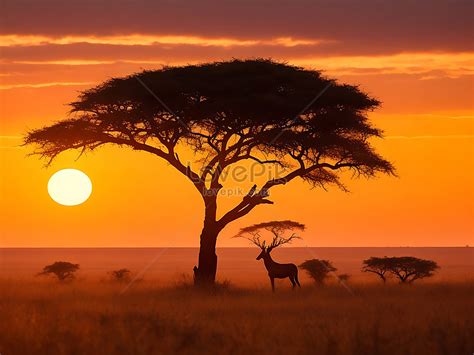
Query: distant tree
xmin=390 ymin=257 xmax=439 ymax=284
xmin=337 ymin=273 xmax=351 ymax=283
xmin=363 ymin=256 xmax=439 ymax=284
xmin=362 ymin=256 xmax=394 ymax=283
xmin=299 ymin=259 xmax=337 ymax=285
xmin=24 ymin=59 xmax=395 ymax=286
xmin=109 ymin=268 xmax=132 ymax=282
xmin=37 ymin=261 xmax=80 ymax=282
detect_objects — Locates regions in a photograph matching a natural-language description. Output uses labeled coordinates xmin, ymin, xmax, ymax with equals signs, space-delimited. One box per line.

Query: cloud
xmin=384 ymin=114 xmax=474 ymax=121
xmin=1 ymin=0 xmax=473 ymax=53
xmin=1 ymin=1 xmax=472 ymax=85
xmin=0 ymin=34 xmax=327 ymax=48
xmin=1 ymin=48 xmax=472 ymax=79
xmin=291 ymin=53 xmax=474 ymax=78
xmin=0 ymin=82 xmax=94 ymax=90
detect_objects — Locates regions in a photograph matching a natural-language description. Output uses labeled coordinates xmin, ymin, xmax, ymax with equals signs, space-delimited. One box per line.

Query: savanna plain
xmin=1 ymin=248 xmax=473 ymax=355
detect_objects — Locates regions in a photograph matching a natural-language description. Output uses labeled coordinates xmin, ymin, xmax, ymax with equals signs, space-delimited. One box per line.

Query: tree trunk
xmin=193 ymin=195 xmax=221 ymax=286
xmin=193 ymin=224 xmax=219 ymax=286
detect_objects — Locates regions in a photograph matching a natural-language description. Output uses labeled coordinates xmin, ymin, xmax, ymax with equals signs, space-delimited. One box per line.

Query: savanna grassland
xmin=1 ymin=279 xmax=473 ymax=355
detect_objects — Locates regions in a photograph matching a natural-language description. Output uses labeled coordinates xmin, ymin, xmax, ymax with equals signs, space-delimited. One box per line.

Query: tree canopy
xmin=362 ymin=256 xmax=394 ymax=283
xmin=37 ymin=261 xmax=80 ymax=282
xmin=363 ymin=256 xmax=439 ymax=284
xmin=236 ymin=220 xmax=305 ymax=237
xmin=25 ymin=59 xmax=394 ymax=224
xmin=389 ymin=257 xmax=439 ymax=283
xmin=235 ymin=220 xmax=304 ymax=252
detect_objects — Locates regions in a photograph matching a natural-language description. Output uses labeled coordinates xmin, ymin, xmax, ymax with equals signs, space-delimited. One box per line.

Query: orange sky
xmin=1 ymin=0 xmax=473 ymax=247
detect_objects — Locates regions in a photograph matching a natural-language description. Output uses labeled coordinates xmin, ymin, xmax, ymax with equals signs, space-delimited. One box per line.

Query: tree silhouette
xmin=235 ymin=220 xmax=305 ymax=243
xmin=362 ymin=256 xmax=394 ymax=283
xmin=24 ymin=59 xmax=395 ymax=285
xmin=109 ymin=268 xmax=132 ymax=282
xmin=363 ymin=256 xmax=439 ymax=284
xmin=37 ymin=261 xmax=80 ymax=282
xmin=390 ymin=257 xmax=439 ymax=284
xmin=299 ymin=259 xmax=337 ymax=285
xmin=337 ymin=273 xmax=351 ymax=283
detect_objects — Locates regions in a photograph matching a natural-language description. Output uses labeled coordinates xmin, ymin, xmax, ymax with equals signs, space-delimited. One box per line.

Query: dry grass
xmin=0 ymin=279 xmax=473 ymax=355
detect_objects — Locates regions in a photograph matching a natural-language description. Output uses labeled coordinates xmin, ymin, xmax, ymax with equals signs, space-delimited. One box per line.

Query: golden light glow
xmin=1 ymin=25 xmax=473 ymax=246
xmin=0 ymin=81 xmax=94 ymax=90
xmin=4 ymin=52 xmax=472 ymax=80
xmin=0 ymin=34 xmax=325 ymax=47
xmin=47 ymin=169 xmax=92 ymax=206
xmin=292 ymin=52 xmax=474 ymax=77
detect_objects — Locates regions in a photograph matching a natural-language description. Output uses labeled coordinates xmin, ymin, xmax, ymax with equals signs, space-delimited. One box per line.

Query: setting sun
xmin=47 ymin=169 xmax=92 ymax=206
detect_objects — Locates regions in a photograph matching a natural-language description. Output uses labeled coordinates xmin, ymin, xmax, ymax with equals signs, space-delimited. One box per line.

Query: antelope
xmin=257 ymin=239 xmax=301 ymax=291
xmin=235 ymin=220 xmax=304 ymax=292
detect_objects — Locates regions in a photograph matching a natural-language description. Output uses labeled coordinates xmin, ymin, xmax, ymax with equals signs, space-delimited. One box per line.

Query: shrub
xmin=299 ymin=259 xmax=337 ymax=285
xmin=109 ymin=268 xmax=132 ymax=283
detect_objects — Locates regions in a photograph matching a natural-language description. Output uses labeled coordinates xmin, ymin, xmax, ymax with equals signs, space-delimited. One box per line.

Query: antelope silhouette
xmin=235 ymin=220 xmax=304 ymax=292
xmin=256 ymin=241 xmax=300 ymax=292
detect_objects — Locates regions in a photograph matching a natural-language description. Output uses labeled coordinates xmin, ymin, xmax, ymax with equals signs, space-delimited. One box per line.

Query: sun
xmin=47 ymin=169 xmax=92 ymax=206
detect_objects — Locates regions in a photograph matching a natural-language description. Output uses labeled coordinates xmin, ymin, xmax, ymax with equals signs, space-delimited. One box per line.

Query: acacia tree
xmin=37 ymin=261 xmax=80 ymax=282
xmin=24 ymin=59 xmax=394 ymax=285
xmin=363 ymin=256 xmax=439 ymax=284
xmin=390 ymin=257 xmax=439 ymax=284
xmin=235 ymin=220 xmax=305 ymax=243
xmin=362 ymin=256 xmax=394 ymax=283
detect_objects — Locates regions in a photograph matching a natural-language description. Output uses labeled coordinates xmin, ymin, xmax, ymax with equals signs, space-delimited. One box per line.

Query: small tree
xmin=390 ymin=257 xmax=439 ymax=284
xmin=362 ymin=256 xmax=394 ymax=283
xmin=235 ymin=220 xmax=305 ymax=245
xmin=337 ymin=273 xmax=351 ymax=283
xmin=109 ymin=268 xmax=132 ymax=282
xmin=37 ymin=261 xmax=80 ymax=282
xmin=299 ymin=259 xmax=337 ymax=285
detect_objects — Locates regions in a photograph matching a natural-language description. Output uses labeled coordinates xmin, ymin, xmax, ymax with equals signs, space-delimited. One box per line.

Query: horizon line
xmin=0 ymin=245 xmax=470 ymax=249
